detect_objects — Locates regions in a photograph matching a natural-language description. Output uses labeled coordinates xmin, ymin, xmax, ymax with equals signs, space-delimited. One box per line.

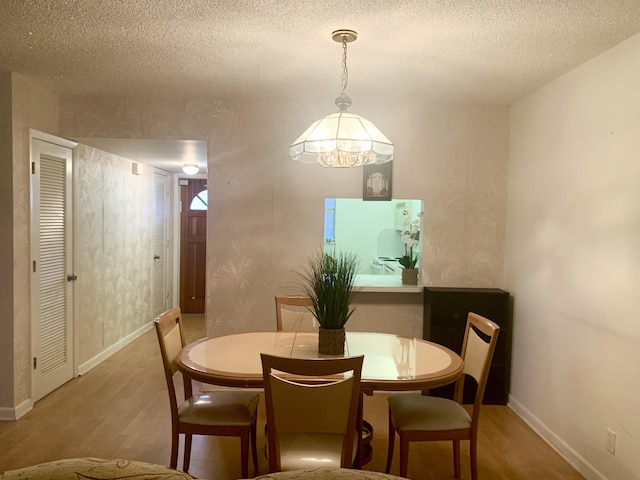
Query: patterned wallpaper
xmin=74 ymin=145 xmax=155 ymax=364
xmin=59 ymin=95 xmax=509 ymax=341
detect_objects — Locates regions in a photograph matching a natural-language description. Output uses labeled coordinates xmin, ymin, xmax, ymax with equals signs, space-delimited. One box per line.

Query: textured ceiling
xmin=2 ymin=0 xmax=640 ymax=106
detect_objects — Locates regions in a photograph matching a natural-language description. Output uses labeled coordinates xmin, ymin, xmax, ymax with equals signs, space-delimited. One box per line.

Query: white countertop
xmin=354 ymin=274 xmax=422 ymax=293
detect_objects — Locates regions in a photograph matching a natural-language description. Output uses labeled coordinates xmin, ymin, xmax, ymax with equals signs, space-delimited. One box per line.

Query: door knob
xmin=67 ymin=274 xmax=78 ymax=281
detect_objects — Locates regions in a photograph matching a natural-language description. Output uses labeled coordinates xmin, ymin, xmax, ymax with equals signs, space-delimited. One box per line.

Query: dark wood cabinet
xmin=423 ymin=287 xmax=511 ymax=405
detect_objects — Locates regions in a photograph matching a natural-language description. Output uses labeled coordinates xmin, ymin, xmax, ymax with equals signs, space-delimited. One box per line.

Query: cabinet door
xmin=424 ymin=287 xmax=510 ymax=405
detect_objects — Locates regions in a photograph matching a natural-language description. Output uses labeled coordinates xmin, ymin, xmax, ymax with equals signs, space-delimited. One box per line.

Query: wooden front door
xmin=180 ymin=179 xmax=207 ymax=313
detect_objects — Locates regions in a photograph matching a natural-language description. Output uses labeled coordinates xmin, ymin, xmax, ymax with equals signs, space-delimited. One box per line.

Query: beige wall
xmin=0 ymin=72 xmax=15 ymax=408
xmin=506 ymin=33 xmax=640 ymax=479
xmin=12 ymin=73 xmax=60 ymax=407
xmin=0 ymin=72 xmax=59 ymax=413
xmin=59 ymin=96 xmax=509 ymax=338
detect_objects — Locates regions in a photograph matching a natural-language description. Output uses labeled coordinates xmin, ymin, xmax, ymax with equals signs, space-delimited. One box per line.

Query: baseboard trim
xmin=0 ymin=399 xmax=33 ymax=421
xmin=508 ymin=394 xmax=606 ymax=480
xmin=78 ymin=322 xmax=153 ymax=376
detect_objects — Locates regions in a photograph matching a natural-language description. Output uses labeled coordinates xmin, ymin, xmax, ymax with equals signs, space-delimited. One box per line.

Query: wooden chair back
xmin=454 ymin=312 xmax=500 ymax=424
xmin=261 ymin=354 xmax=364 ymax=472
xmin=275 ymin=295 xmax=318 ymax=331
xmin=154 ymin=307 xmax=193 ymax=415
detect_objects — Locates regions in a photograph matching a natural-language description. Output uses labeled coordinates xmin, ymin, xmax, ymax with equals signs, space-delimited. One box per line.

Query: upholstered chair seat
xmin=178 ymin=392 xmax=259 ymax=426
xmin=387 ymin=395 xmax=471 ymax=432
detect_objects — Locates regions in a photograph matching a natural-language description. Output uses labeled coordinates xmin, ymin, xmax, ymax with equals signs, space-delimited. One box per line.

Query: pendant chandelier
xmin=290 ymin=29 xmax=394 ymax=168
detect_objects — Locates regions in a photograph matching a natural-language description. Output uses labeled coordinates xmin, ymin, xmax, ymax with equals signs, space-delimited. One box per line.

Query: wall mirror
xmin=324 ymin=198 xmax=423 ymax=275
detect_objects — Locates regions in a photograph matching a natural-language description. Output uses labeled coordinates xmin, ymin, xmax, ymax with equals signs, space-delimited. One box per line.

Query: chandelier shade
xmin=290 ymin=110 xmax=394 ymax=167
xmin=290 ymin=29 xmax=393 ymax=168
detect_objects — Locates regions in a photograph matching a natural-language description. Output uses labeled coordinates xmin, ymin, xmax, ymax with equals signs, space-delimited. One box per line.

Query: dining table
xmin=178 ymin=330 xmax=463 ymax=394
xmin=177 ymin=330 xmax=463 ymax=467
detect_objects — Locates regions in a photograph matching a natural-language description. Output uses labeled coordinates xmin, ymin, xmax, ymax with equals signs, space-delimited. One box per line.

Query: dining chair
xmin=274 ymin=295 xmax=318 ymax=332
xmin=154 ymin=307 xmax=260 ymax=478
xmin=385 ymin=312 xmax=500 ymax=480
xmin=261 ymin=353 xmax=364 ymax=473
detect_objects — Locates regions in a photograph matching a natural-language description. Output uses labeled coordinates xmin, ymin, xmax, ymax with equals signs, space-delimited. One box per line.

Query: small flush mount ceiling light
xmin=290 ymin=29 xmax=393 ymax=168
xmin=182 ymin=163 xmax=199 ymax=175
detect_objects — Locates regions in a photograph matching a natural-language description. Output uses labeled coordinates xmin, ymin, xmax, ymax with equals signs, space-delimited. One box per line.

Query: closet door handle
xmin=67 ymin=274 xmax=78 ymax=281
xmin=153 ymin=255 xmax=160 ymax=260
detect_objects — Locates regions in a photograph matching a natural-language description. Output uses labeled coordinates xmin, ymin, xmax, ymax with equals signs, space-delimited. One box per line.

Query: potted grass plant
xmin=298 ymin=250 xmax=358 ymax=355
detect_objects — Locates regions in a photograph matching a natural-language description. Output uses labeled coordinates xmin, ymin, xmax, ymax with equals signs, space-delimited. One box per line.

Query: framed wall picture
xmin=363 ymin=161 xmax=393 ymax=201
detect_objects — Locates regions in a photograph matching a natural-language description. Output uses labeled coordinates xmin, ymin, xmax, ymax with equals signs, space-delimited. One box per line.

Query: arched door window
xmin=190 ymin=189 xmax=208 ymax=210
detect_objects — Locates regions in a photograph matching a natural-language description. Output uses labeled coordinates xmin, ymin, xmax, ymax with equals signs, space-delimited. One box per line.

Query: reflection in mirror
xmin=324 ymin=198 xmax=423 ymax=276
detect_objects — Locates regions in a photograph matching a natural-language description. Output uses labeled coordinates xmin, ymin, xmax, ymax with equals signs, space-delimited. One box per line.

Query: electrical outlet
xmin=606 ymin=428 xmax=616 ymax=454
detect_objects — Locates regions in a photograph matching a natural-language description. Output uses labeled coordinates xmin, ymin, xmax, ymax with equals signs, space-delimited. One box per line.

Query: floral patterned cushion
xmin=0 ymin=458 xmax=196 ymax=480
xmin=250 ymin=468 xmax=407 ymax=480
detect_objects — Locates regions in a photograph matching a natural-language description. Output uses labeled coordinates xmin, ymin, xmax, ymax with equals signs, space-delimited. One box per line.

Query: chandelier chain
xmin=289 ymin=29 xmax=394 ymax=167
xmin=341 ymin=38 xmax=349 ymax=93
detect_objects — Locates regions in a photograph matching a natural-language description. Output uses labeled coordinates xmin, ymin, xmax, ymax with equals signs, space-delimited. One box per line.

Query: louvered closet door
xmin=152 ymin=171 xmax=169 ymax=316
xmin=30 ymin=138 xmax=74 ymax=402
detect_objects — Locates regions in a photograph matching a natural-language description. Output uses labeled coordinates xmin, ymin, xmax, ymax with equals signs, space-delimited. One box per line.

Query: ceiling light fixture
xmin=182 ymin=163 xmax=199 ymax=175
xmin=290 ymin=29 xmax=393 ymax=168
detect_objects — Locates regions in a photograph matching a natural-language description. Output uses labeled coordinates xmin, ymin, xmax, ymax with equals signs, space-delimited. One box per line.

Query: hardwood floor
xmin=0 ymin=315 xmax=583 ymax=480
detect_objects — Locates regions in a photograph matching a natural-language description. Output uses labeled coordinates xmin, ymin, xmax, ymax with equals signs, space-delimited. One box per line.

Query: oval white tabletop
xmin=178 ymin=331 xmax=463 ymax=393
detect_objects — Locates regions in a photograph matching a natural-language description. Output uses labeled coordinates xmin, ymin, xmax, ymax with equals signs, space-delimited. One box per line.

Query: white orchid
xmin=399 ymin=211 xmax=423 ymax=269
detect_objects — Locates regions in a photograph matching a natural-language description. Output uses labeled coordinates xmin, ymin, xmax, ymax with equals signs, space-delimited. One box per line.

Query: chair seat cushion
xmin=178 ymin=391 xmax=259 ymax=426
xmin=388 ymin=394 xmax=471 ymax=432
xmin=0 ymin=458 xmax=196 ymax=479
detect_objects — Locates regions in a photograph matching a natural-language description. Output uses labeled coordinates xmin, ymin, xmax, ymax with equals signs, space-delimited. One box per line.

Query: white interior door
xmin=30 ymin=134 xmax=75 ymax=403
xmin=152 ymin=170 xmax=169 ymax=316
